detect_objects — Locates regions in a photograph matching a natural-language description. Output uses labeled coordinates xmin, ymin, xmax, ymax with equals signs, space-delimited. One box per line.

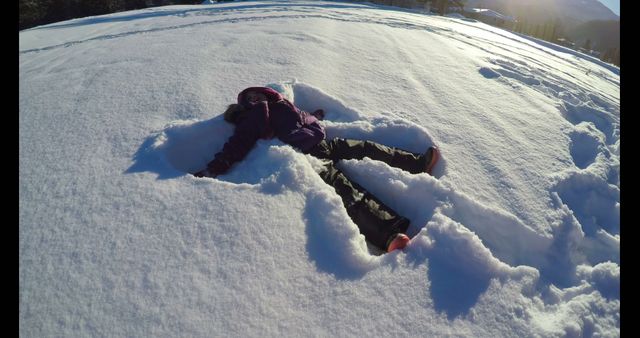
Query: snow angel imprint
xmin=194 ymin=87 xmax=440 ymax=253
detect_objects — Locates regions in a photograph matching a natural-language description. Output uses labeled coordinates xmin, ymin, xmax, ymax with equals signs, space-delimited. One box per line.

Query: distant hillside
xmin=566 ymin=20 xmax=620 ymax=51
xmin=462 ymin=0 xmax=619 ymax=65
xmin=464 ymin=0 xmax=618 ymax=23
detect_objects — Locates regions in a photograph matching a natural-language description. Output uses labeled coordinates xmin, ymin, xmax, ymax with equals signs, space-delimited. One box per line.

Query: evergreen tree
xmin=19 ymin=0 xmax=53 ymax=29
xmin=600 ymin=47 xmax=620 ymax=66
xmin=551 ymin=19 xmax=558 ymax=42
xmin=515 ymin=17 xmax=524 ymax=33
xmin=40 ymin=0 xmax=73 ymax=26
xmin=125 ymin=0 xmax=148 ymax=10
xmin=541 ymin=21 xmax=548 ymax=40
xmin=600 ymin=48 xmax=612 ymax=63
xmin=20 ymin=0 xmax=158 ymax=30
xmin=426 ymin=0 xmax=465 ymax=15
xmin=434 ymin=0 xmax=447 ymax=15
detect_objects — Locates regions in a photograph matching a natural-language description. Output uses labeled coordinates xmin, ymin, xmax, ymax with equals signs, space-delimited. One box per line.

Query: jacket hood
xmin=237 ymin=87 xmax=284 ymax=107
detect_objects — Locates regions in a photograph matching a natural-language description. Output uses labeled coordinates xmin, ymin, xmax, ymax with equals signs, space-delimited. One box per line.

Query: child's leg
xmin=308 ymin=138 xmax=426 ymax=174
xmin=315 ymin=160 xmax=410 ymax=250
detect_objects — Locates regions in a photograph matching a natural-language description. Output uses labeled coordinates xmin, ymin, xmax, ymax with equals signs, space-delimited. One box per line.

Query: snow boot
xmin=386 ymin=233 xmax=410 ymax=253
xmin=424 ymin=146 xmax=440 ymax=175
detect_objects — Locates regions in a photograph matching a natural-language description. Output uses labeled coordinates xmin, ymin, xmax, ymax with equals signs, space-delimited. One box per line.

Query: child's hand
xmin=193 ymin=168 xmax=216 ymax=178
xmin=312 ymin=109 xmax=325 ymax=120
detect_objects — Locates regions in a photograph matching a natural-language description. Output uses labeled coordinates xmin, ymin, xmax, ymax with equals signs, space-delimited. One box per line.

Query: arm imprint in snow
xmin=194 ymin=87 xmax=326 ymax=178
xmin=195 ymin=101 xmax=271 ymax=177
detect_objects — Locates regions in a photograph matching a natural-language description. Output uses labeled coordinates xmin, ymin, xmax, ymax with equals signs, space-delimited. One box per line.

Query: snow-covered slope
xmin=20 ymin=1 xmax=619 ymax=336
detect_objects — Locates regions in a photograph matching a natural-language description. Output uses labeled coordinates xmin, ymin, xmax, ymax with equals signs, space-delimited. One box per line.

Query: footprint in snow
xmin=552 ymin=169 xmax=619 ymax=238
xmin=568 ymin=122 xmax=604 ymax=170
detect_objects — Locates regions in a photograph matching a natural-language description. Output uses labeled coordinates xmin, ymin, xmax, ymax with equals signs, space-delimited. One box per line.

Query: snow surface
xmin=20 ymin=1 xmax=619 ymax=336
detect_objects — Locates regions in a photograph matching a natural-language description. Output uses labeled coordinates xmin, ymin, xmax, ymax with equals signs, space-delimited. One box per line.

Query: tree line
xmin=19 ymin=0 xmax=619 ymax=67
xmin=512 ymin=17 xmax=619 ymax=66
xmin=513 ymin=17 xmax=563 ymax=43
xmin=19 ymin=0 xmax=201 ymax=30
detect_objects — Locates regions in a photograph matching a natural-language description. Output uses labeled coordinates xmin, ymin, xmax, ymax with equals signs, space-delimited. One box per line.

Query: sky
xmin=20 ymin=1 xmax=619 ymax=336
xmin=599 ymin=0 xmax=620 ymax=15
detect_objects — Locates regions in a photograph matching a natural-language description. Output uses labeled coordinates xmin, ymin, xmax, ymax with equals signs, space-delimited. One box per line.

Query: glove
xmin=312 ymin=109 xmax=325 ymax=120
xmin=193 ymin=168 xmax=216 ymax=178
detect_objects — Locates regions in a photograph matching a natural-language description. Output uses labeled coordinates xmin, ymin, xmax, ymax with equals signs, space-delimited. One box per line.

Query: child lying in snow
xmin=194 ymin=87 xmax=440 ymax=253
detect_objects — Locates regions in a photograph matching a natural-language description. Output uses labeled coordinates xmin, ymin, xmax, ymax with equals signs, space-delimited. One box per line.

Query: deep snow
xmin=20 ymin=1 xmax=619 ymax=336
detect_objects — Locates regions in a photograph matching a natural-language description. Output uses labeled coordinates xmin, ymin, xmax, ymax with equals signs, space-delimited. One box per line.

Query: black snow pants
xmin=306 ymin=138 xmax=428 ymax=250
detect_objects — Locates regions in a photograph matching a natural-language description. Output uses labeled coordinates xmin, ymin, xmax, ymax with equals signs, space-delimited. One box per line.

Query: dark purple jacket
xmin=206 ymin=87 xmax=326 ymax=176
